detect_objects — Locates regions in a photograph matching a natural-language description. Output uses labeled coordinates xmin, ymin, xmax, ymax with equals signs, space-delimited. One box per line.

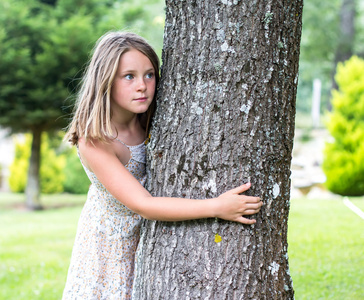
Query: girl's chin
xmin=134 ymin=106 xmax=150 ymax=114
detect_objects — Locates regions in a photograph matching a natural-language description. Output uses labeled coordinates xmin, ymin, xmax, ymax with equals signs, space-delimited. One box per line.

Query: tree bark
xmin=25 ymin=129 xmax=43 ymax=210
xmin=134 ymin=1 xmax=303 ymax=299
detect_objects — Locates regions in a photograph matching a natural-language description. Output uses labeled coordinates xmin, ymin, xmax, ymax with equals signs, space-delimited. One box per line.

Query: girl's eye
xmin=146 ymin=72 xmax=154 ymax=79
xmin=125 ymin=74 xmax=134 ymax=80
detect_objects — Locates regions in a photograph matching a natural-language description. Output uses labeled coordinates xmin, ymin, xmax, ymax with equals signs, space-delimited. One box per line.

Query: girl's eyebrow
xmin=121 ymin=68 xmax=154 ymax=74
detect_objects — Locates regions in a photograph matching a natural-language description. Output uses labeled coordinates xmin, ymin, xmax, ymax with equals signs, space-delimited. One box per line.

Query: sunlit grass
xmin=350 ymin=197 xmax=364 ymax=211
xmin=0 ymin=193 xmax=363 ymax=299
xmin=288 ymin=197 xmax=364 ymax=299
xmin=0 ymin=194 xmax=84 ymax=300
xmin=0 ymin=192 xmax=86 ymax=210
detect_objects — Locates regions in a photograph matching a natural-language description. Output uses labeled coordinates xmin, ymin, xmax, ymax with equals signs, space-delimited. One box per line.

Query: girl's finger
xmin=242 ymin=196 xmax=261 ymax=203
xmin=229 ymin=182 xmax=251 ymax=194
xmin=242 ymin=209 xmax=261 ymax=215
xmin=244 ymin=201 xmax=263 ymax=208
xmin=236 ymin=216 xmax=256 ymax=225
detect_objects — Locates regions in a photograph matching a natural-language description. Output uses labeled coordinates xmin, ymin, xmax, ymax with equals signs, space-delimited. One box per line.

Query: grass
xmin=0 ymin=193 xmax=363 ymax=299
xmin=288 ymin=196 xmax=364 ymax=299
xmin=0 ymin=192 xmax=86 ymax=211
xmin=0 ymin=193 xmax=85 ymax=300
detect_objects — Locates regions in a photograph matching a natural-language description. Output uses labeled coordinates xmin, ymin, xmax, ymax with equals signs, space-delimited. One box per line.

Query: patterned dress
xmin=62 ymin=140 xmax=146 ymax=300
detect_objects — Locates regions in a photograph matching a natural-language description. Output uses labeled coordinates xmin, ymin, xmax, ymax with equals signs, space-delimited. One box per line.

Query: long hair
xmin=64 ymin=31 xmax=160 ymax=145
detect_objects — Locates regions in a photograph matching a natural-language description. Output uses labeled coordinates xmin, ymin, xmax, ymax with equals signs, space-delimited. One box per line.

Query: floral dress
xmin=62 ymin=140 xmax=146 ymax=300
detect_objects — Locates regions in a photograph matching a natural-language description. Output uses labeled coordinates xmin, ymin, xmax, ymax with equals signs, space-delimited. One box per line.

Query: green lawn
xmin=288 ymin=197 xmax=364 ymax=299
xmin=0 ymin=193 xmax=85 ymax=300
xmin=0 ymin=193 xmax=363 ymax=299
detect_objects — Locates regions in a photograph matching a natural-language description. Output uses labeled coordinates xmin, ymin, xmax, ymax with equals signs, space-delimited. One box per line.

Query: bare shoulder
xmin=78 ymin=137 xmax=131 ymax=171
xmin=78 ymin=138 xmax=110 ymax=157
xmin=78 ymin=138 xmax=114 ymax=172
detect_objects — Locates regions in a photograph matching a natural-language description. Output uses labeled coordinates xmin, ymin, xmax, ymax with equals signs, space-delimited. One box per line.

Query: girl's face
xmin=111 ymin=49 xmax=156 ymax=119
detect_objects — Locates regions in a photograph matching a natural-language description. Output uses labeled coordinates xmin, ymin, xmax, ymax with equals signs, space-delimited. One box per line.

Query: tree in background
xmin=0 ymin=0 xmax=102 ymax=209
xmin=297 ymin=0 xmax=363 ymax=114
xmin=323 ymin=56 xmax=364 ymax=196
xmin=330 ymin=0 xmax=356 ymax=109
xmin=8 ymin=134 xmax=65 ymax=194
xmin=133 ymin=0 xmax=303 ymax=298
xmin=0 ymin=0 xmax=164 ymax=208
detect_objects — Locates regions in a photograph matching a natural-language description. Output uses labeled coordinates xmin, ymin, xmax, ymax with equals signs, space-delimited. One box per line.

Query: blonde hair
xmin=65 ymin=31 xmax=160 ymax=145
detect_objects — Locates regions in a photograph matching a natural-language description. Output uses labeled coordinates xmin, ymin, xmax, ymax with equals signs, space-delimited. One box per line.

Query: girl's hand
xmin=213 ymin=182 xmax=263 ymax=224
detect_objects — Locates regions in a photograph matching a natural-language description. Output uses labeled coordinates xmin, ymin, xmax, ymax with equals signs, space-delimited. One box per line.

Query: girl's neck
xmin=111 ymin=115 xmax=146 ymax=144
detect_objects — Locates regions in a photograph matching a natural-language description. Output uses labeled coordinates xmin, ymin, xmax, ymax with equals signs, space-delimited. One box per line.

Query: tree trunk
xmin=25 ymin=129 xmax=43 ymax=210
xmin=134 ymin=1 xmax=303 ymax=299
xmin=329 ymin=0 xmax=355 ymax=110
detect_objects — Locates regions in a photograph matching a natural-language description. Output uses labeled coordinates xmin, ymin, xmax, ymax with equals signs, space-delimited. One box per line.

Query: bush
xmin=63 ymin=147 xmax=90 ymax=194
xmin=322 ymin=56 xmax=364 ymax=196
xmin=8 ymin=135 xmax=29 ymax=192
xmin=41 ymin=136 xmax=66 ymax=194
xmin=8 ymin=134 xmax=65 ymax=194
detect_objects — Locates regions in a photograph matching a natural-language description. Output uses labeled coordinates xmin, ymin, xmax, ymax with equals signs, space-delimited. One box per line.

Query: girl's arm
xmin=78 ymin=139 xmax=262 ymax=224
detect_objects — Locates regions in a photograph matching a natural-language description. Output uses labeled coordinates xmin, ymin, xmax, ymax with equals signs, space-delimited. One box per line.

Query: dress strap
xmin=116 ymin=138 xmax=147 ymax=148
xmin=116 ymin=138 xmax=146 ymax=164
xmin=116 ymin=138 xmax=129 ymax=148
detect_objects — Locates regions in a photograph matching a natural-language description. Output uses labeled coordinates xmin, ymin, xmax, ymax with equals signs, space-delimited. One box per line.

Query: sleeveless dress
xmin=62 ymin=139 xmax=146 ymax=300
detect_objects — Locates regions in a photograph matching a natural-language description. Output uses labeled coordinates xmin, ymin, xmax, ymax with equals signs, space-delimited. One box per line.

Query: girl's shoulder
xmin=78 ymin=137 xmax=131 ymax=168
xmin=78 ymin=136 xmax=109 ymax=152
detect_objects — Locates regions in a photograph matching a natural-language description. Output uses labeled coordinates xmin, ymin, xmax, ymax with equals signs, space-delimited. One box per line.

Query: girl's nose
xmin=137 ymin=77 xmax=147 ymax=91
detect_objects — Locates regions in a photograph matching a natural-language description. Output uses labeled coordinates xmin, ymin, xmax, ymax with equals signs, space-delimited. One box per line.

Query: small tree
xmin=323 ymin=56 xmax=364 ymax=196
xmin=0 ymin=0 xmax=101 ymax=208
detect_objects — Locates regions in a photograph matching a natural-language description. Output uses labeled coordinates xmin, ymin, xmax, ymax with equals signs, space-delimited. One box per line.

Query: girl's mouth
xmin=134 ymin=97 xmax=148 ymax=102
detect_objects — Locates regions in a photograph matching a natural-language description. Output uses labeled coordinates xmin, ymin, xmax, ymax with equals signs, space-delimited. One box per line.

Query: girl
xmin=62 ymin=31 xmax=262 ymax=299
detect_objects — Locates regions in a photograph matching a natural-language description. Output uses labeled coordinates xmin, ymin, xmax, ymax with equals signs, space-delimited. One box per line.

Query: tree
xmin=133 ymin=0 xmax=303 ymax=298
xmin=296 ymin=0 xmax=341 ymax=112
xmin=0 ymin=0 xmax=102 ymax=209
xmin=330 ymin=0 xmax=356 ymax=105
xmin=297 ymin=0 xmax=363 ymax=113
xmin=8 ymin=133 xmax=65 ymax=194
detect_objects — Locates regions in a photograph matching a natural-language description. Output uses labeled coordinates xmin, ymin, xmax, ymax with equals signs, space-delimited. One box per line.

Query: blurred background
xmin=0 ymin=0 xmax=363 ymax=299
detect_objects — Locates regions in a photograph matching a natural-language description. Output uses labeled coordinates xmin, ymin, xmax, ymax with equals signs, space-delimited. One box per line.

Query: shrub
xmin=63 ymin=147 xmax=90 ymax=194
xmin=322 ymin=56 xmax=364 ymax=196
xmin=40 ymin=136 xmax=66 ymax=194
xmin=8 ymin=133 xmax=66 ymax=194
xmin=8 ymin=135 xmax=29 ymax=193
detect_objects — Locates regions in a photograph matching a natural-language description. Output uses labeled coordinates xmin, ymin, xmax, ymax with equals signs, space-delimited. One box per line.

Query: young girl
xmin=62 ymin=31 xmax=262 ymax=299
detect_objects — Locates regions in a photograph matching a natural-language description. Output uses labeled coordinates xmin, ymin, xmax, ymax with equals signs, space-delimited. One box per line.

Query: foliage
xmin=63 ymin=147 xmax=90 ymax=194
xmin=103 ymin=0 xmax=165 ymax=54
xmin=0 ymin=0 xmax=107 ymax=206
xmin=0 ymin=0 xmax=100 ymax=132
xmin=296 ymin=0 xmax=364 ymax=113
xmin=8 ymin=134 xmax=66 ymax=194
xmin=8 ymin=136 xmax=30 ymax=193
xmin=40 ymin=136 xmax=66 ymax=194
xmin=323 ymin=56 xmax=364 ymax=196
xmin=296 ymin=0 xmax=340 ymax=112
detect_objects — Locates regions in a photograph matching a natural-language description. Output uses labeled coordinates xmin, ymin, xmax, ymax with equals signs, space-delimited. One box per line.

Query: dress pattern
xmin=62 ymin=140 xmax=146 ymax=300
